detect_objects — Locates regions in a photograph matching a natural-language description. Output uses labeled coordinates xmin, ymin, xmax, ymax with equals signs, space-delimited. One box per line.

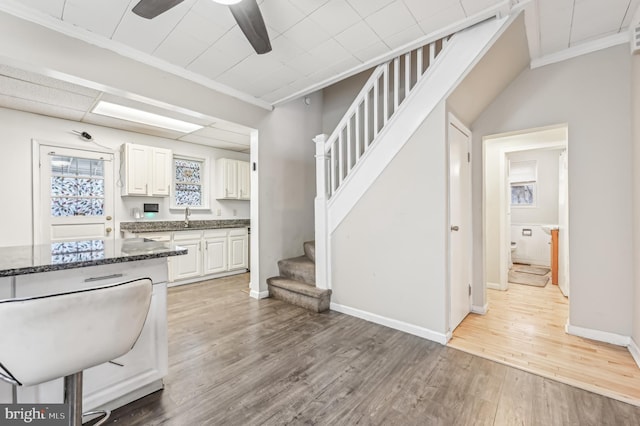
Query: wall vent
xmin=631 ymin=24 xmax=640 ymax=54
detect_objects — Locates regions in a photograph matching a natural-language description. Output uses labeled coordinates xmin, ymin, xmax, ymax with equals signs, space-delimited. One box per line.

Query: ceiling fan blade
xmin=229 ymin=0 xmax=272 ymax=55
xmin=132 ymin=0 xmax=185 ymax=19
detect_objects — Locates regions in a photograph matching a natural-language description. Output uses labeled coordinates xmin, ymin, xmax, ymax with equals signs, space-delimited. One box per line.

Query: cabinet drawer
xmin=203 ymin=229 xmax=228 ymax=239
xmin=173 ymin=230 xmax=203 ymax=241
xmin=16 ymin=258 xmax=168 ymax=298
xmin=228 ymin=228 xmax=248 ymax=237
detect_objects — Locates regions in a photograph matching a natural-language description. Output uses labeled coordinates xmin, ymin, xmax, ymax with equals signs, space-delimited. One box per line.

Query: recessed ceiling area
xmin=0 ymin=63 xmax=252 ymax=152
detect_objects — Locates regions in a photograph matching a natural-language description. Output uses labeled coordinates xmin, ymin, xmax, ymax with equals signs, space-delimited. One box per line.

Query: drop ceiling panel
xmin=403 ymin=0 xmax=454 ymax=23
xmin=292 ymin=0 xmax=330 ymax=14
xmin=539 ymin=12 xmax=572 ymax=54
xmin=623 ymin=0 xmax=640 ymax=27
xmin=213 ymin=120 xmax=253 ymax=135
xmin=460 ymin=0 xmax=502 ymax=16
xmin=570 ymin=0 xmax=630 ymax=44
xmin=153 ymin=29 xmax=209 ymax=68
xmin=334 ymin=21 xmax=380 ymax=53
xmin=178 ymin=133 xmax=249 ymax=151
xmin=353 ymin=40 xmax=390 ymax=62
xmin=0 ymin=64 xmax=100 ymax=97
xmin=260 ymin=0 xmax=305 ymax=34
xmin=189 ymin=0 xmax=236 ymax=33
xmin=345 ymin=0 xmax=395 ymax=18
xmin=309 ymin=0 xmax=361 ymax=36
xmin=63 ymin=0 xmax=131 ymax=38
xmin=112 ymin=3 xmax=187 ymax=53
xmin=366 ymin=2 xmax=417 ymax=39
xmin=0 ymin=75 xmax=96 ymax=111
xmin=418 ymin=3 xmax=467 ymax=35
xmin=282 ymin=16 xmax=332 ymax=50
xmin=385 ymin=25 xmax=425 ymax=49
xmin=268 ymin=35 xmax=306 ymax=62
xmin=0 ymin=95 xmax=85 ymax=122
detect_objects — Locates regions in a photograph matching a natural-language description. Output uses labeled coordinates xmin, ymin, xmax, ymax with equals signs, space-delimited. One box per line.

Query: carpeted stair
xmin=267 ymin=241 xmax=331 ymax=313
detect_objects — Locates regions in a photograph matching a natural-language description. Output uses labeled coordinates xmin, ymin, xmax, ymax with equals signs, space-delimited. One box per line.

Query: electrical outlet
xmin=216 ymin=209 xmax=221 ymax=216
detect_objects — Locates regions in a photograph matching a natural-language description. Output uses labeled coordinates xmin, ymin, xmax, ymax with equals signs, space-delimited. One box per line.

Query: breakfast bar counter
xmin=0 ymin=238 xmax=186 ymax=415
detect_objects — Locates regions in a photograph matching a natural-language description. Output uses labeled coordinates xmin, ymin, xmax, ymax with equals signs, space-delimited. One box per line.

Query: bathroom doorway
xmin=482 ymin=124 xmax=569 ymax=296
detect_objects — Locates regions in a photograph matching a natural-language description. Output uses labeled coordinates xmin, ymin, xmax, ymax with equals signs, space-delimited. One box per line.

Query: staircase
xmin=267 ymin=241 xmax=331 ymax=312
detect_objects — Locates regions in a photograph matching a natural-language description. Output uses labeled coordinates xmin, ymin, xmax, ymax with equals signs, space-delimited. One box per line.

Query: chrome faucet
xmin=184 ymin=207 xmax=191 ymax=228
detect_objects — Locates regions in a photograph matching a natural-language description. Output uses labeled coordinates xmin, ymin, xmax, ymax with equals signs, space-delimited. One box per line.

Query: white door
xmin=558 ymin=150 xmax=570 ymax=297
xmin=38 ymin=145 xmax=115 ymax=245
xmin=448 ymin=120 xmax=472 ymax=332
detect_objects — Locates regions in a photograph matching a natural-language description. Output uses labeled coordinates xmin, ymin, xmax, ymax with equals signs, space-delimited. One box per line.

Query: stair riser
xmin=278 ymin=261 xmax=315 ymax=285
xmin=268 ymin=285 xmax=330 ymax=313
xmin=304 ymin=242 xmax=315 ymax=262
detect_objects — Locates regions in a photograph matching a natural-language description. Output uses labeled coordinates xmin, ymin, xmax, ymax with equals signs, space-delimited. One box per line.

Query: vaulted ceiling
xmin=0 ymin=0 xmax=637 ymax=150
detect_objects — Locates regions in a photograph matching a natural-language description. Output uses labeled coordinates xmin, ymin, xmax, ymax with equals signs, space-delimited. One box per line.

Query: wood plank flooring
xmin=97 ymin=274 xmax=640 ymax=425
xmin=449 ymin=281 xmax=640 ymax=407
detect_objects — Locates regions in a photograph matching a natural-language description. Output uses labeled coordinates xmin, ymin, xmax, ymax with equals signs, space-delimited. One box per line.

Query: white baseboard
xmin=471 ymin=303 xmax=488 ymax=315
xmin=330 ymin=302 xmax=448 ymax=345
xmin=628 ymin=338 xmax=640 ymax=369
xmin=487 ymin=282 xmax=504 ymax=290
xmin=250 ymin=289 xmax=270 ymax=299
xmin=565 ymin=321 xmax=630 ymax=346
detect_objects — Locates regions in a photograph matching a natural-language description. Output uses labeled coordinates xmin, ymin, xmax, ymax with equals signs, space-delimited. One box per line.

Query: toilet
xmin=509 ymin=242 xmax=517 ymax=269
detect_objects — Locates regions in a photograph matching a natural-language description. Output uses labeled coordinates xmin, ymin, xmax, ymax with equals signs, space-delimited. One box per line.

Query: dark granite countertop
xmin=120 ymin=219 xmax=250 ymax=233
xmin=0 ymin=239 xmax=187 ymax=277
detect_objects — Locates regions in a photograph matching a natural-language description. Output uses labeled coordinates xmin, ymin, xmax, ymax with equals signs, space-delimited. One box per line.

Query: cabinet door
xmin=172 ymin=239 xmax=202 ymax=280
xmin=238 ymin=161 xmax=250 ymax=200
xmin=150 ymin=148 xmax=172 ymax=196
xmin=203 ymin=234 xmax=228 ymax=275
xmin=224 ymin=159 xmax=238 ymax=199
xmin=228 ymin=232 xmax=248 ymax=270
xmin=125 ymin=144 xmax=149 ymax=195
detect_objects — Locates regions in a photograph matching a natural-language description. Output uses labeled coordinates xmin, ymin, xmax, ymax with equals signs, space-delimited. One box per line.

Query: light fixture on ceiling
xmin=91 ymin=101 xmax=203 ymax=133
xmin=211 ymin=0 xmax=242 ymax=4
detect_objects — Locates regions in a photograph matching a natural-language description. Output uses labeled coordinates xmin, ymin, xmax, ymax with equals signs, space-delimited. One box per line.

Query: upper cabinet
xmin=121 ymin=143 xmax=172 ymax=197
xmin=216 ymin=158 xmax=250 ymax=200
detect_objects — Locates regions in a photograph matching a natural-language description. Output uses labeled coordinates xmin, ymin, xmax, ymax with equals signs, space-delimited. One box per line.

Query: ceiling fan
xmin=132 ymin=0 xmax=272 ymax=54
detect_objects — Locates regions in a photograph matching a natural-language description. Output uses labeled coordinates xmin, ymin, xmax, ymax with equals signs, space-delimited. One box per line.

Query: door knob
xmin=106 ymin=227 xmax=112 ymax=234
xmin=106 ymin=216 xmax=112 ymax=221
xmin=451 ymin=226 xmax=459 ymax=231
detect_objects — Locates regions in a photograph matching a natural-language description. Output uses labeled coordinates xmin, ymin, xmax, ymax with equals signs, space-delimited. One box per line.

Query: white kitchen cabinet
xmin=171 ymin=232 xmax=202 ymax=281
xmin=216 ymin=158 xmax=250 ymax=200
xmin=228 ymin=228 xmax=248 ymax=270
xmin=203 ymin=230 xmax=228 ymax=275
xmin=121 ymin=143 xmax=172 ymax=197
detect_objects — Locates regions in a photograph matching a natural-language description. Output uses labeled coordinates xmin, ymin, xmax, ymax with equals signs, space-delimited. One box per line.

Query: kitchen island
xmin=0 ymin=239 xmax=186 ymax=414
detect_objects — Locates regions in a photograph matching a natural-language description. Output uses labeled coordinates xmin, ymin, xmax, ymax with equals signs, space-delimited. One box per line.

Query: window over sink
xmin=172 ymin=155 xmax=208 ymax=210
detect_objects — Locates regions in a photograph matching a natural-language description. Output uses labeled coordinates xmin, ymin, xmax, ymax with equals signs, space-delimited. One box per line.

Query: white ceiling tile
xmin=383 ymin=25 xmax=424 ymax=50
xmin=346 ymin=0 xmax=395 ymax=18
xmin=262 ymin=85 xmax=298 ymax=103
xmin=112 ymin=2 xmax=189 ymax=53
xmin=459 ymin=0 xmax=502 ymax=17
xmin=402 ymin=0 xmax=453 ymax=23
xmin=190 ymin=0 xmax=237 ymax=30
xmin=622 ymin=0 xmax=640 ymax=28
xmin=309 ymin=39 xmax=353 ymax=66
xmin=172 ymin=8 xmax=233 ymax=46
xmin=153 ymin=30 xmax=209 ymax=68
xmin=366 ymin=1 xmax=417 ymax=39
xmin=0 ymin=75 xmax=96 ymax=111
xmin=290 ymin=0 xmax=330 ymax=14
xmin=268 ymin=35 xmax=306 ymax=62
xmin=538 ymin=10 xmax=572 ymax=55
xmin=417 ymin=3 xmax=466 ymax=35
xmin=260 ymin=0 xmax=306 ymax=33
xmin=218 ymin=54 xmax=284 ymax=84
xmin=283 ymin=17 xmax=332 ymax=50
xmin=62 ymin=0 xmax=131 ymax=38
xmin=0 ymin=64 xmax=100 ymax=97
xmin=188 ymin=29 xmax=254 ymax=78
xmin=570 ymin=0 xmax=630 ymax=44
xmin=213 ymin=121 xmax=254 ymax=135
xmin=538 ymin=0 xmax=574 ymax=16
xmin=309 ymin=0 xmax=362 ymax=36
xmin=251 ymin=66 xmax=303 ymax=97
xmin=21 ymin=0 xmax=65 ymax=18
xmin=179 ymin=133 xmax=249 ymax=151
xmin=334 ymin=21 xmax=380 ymax=53
xmin=353 ymin=40 xmax=391 ymax=62
xmin=0 ymin=94 xmax=85 ymax=121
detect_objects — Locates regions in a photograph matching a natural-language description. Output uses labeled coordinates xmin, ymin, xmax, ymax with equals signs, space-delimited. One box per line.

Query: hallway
xmin=449 ymin=282 xmax=640 ymax=406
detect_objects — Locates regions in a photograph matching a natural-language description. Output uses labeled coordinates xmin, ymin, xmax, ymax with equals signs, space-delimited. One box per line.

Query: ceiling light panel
xmin=92 ymin=101 xmax=203 ymax=133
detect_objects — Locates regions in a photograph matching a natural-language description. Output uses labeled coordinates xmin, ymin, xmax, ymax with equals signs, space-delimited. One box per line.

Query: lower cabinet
xmin=135 ymin=228 xmax=248 ymax=283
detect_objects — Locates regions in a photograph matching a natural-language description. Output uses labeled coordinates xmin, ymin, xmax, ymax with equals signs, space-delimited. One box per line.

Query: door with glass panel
xmin=38 ymin=145 xmax=114 ymax=245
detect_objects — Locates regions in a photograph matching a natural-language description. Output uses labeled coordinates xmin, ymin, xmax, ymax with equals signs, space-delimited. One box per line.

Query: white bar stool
xmin=0 ymin=277 xmax=153 ymax=425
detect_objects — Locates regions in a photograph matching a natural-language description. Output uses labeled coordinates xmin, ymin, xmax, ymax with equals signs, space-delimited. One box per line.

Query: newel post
xmin=313 ymin=134 xmax=329 ymax=290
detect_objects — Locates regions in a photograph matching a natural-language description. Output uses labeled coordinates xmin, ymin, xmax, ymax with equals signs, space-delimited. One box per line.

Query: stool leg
xmin=64 ymin=372 xmax=83 ymax=426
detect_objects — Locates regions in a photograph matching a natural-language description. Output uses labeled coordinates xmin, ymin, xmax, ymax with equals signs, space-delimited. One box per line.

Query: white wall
xmin=632 ymin=53 xmax=640 ymax=348
xmin=472 ymin=45 xmax=633 ymax=336
xmin=331 ymin=102 xmax=448 ymax=339
xmin=0 ymin=107 xmax=249 ymax=247
xmin=321 ymin=69 xmax=373 ymax=135
xmin=508 ymin=149 xmax=561 ymax=224
xmin=255 ymin=93 xmax=322 ymax=293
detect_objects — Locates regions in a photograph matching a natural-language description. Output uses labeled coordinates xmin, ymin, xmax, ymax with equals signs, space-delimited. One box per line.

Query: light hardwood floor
xmin=95 ymin=274 xmax=640 ymax=425
xmin=449 ymin=280 xmax=640 ymax=407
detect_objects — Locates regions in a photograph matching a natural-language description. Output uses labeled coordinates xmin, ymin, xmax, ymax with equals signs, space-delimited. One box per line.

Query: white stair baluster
xmin=393 ymin=57 xmax=400 ymax=112
xmin=404 ymin=52 xmax=411 ymax=98
xmin=355 ymin=104 xmax=361 ymax=161
xmin=383 ymin=63 xmax=389 ymax=124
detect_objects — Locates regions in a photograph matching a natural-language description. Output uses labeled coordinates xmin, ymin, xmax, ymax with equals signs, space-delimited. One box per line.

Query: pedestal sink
xmin=541 ymin=224 xmax=559 ymax=235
